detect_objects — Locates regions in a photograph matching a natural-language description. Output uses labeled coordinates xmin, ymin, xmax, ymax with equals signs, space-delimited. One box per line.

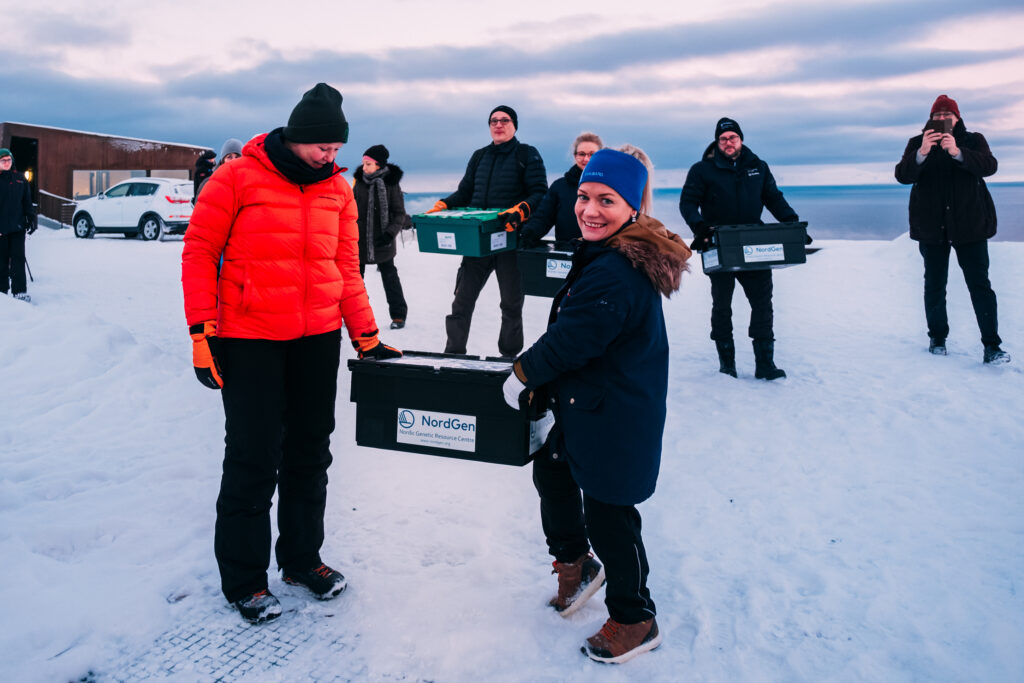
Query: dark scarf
xmin=363 ymin=166 xmax=389 ymax=262
xmin=264 ymin=128 xmax=338 ymax=186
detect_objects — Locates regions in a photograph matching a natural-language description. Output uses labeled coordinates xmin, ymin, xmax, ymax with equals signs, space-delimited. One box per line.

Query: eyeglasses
xmin=489 ymin=117 xmax=513 ymax=127
xmin=719 ymin=134 xmax=741 ymax=144
xmin=574 ymin=151 xmax=595 ymax=158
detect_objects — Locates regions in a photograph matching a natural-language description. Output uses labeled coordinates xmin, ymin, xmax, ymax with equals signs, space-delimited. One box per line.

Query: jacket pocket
xmin=557 ymin=374 xmax=605 ymax=412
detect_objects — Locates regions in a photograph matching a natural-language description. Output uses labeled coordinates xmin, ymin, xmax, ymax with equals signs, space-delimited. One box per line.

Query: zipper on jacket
xmin=300 ymin=184 xmax=310 ymax=335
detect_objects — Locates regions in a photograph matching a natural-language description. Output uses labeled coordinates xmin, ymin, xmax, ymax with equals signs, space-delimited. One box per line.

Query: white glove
xmin=502 ymin=372 xmax=527 ymax=410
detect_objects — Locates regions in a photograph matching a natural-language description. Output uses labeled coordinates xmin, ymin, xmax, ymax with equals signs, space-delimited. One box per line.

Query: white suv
xmin=72 ymin=178 xmax=194 ymax=240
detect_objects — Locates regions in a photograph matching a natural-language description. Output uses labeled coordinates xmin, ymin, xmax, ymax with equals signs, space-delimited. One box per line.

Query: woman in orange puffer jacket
xmin=181 ymin=83 xmax=401 ymax=625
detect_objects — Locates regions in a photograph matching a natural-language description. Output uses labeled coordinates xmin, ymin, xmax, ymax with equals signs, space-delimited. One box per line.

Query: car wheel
xmin=138 ymin=215 xmax=162 ymax=241
xmin=73 ymin=214 xmax=95 ymax=239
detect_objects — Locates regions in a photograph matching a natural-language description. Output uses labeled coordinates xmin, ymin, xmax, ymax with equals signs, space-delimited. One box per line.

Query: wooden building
xmin=0 ymin=122 xmax=211 ymax=222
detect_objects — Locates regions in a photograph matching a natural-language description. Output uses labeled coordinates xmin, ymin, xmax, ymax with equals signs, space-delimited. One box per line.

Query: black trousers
xmin=919 ymin=240 xmax=1001 ymax=347
xmin=709 ymin=270 xmax=774 ymax=342
xmin=213 ymin=329 xmax=341 ymax=603
xmin=444 ymin=251 xmax=524 ymax=357
xmin=0 ymin=230 xmax=27 ymax=295
xmin=532 ymin=440 xmax=656 ymax=624
xmin=360 ymin=259 xmax=408 ymax=321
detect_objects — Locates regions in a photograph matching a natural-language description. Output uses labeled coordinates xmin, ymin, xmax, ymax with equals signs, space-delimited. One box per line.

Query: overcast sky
xmin=3 ymin=0 xmax=1022 ymax=189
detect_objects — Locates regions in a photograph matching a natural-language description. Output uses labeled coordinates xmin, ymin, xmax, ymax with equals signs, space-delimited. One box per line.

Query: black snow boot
xmin=753 ymin=339 xmax=786 ymax=380
xmin=715 ymin=339 xmax=737 ymax=377
xmin=983 ymin=345 xmax=1010 ymax=365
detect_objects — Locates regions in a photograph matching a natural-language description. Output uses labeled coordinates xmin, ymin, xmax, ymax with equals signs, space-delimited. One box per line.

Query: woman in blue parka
xmin=503 ymin=149 xmax=691 ymax=664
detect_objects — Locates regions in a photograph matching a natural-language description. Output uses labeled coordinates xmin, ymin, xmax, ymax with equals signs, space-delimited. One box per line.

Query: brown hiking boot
xmin=549 ymin=552 xmax=606 ymax=617
xmin=583 ymin=617 xmax=662 ymax=663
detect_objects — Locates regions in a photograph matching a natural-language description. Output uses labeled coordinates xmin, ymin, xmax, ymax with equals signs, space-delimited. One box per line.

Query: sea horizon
xmin=404 ymin=182 xmax=1024 ymax=242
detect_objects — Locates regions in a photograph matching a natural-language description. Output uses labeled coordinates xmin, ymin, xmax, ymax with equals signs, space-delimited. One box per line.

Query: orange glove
xmin=189 ymin=321 xmax=223 ymax=389
xmin=425 ymin=200 xmax=448 ymax=214
xmin=498 ymin=201 xmax=530 ymax=231
xmin=351 ymin=329 xmax=403 ymax=360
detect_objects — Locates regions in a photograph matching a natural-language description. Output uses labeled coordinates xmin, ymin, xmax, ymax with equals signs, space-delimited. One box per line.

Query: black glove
xmin=689 ymin=222 xmax=714 ymax=252
xmin=189 ymin=322 xmax=224 ymax=389
xmin=498 ymin=201 xmax=531 ymax=231
xmin=805 ymin=233 xmax=814 ymax=245
xmin=352 ymin=330 xmax=403 ymax=360
xmin=373 ymin=232 xmax=394 ymax=249
xmin=518 ymin=232 xmax=541 ymax=250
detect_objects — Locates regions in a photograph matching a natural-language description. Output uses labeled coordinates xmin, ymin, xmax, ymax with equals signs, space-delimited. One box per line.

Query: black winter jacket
xmin=0 ymin=169 xmax=34 ymax=235
xmin=520 ymin=164 xmax=582 ymax=246
xmin=353 ymin=164 xmax=408 ymax=264
xmin=443 ymin=137 xmax=547 ymax=214
xmin=679 ymin=144 xmax=798 ymax=245
xmin=894 ymin=118 xmax=997 ymax=245
xmin=516 ymin=216 xmax=691 ymax=505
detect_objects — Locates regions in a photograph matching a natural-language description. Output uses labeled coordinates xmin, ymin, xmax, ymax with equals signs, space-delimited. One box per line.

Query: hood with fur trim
xmin=605 ymin=215 xmax=691 ymax=297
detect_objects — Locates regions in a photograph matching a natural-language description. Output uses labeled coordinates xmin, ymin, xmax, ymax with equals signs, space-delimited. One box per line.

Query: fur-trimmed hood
xmin=604 ymin=215 xmax=692 ymax=297
xmin=353 ymin=163 xmax=404 ymax=186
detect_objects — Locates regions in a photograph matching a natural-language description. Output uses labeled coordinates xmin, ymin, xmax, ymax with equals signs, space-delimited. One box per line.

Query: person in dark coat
xmin=679 ymin=117 xmax=799 ymax=380
xmin=0 ymin=148 xmax=36 ymax=302
xmin=193 ymin=149 xmax=217 ymax=196
xmin=425 ymin=105 xmax=547 ymax=357
xmin=193 ymin=138 xmax=243 ymax=204
xmin=519 ymin=132 xmax=602 ymax=248
xmin=503 ymin=149 xmax=691 ymax=664
xmin=352 ymin=144 xmax=409 ymax=329
xmin=895 ymin=94 xmax=1009 ymax=364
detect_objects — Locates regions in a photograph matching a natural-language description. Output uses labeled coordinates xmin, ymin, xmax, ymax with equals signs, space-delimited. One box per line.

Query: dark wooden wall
xmin=0 ymin=122 xmax=211 ymax=201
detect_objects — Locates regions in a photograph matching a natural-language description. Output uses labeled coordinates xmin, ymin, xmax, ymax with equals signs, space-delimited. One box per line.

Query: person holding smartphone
xmin=895 ymin=94 xmax=1009 ymax=364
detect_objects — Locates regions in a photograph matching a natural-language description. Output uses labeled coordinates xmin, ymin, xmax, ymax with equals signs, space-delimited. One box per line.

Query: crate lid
xmin=412 ymin=208 xmax=503 ymax=223
xmin=348 ymin=350 xmax=513 ymax=377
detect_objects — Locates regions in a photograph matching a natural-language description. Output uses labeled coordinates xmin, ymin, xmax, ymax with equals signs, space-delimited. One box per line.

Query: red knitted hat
xmin=931 ymin=94 xmax=960 ymax=118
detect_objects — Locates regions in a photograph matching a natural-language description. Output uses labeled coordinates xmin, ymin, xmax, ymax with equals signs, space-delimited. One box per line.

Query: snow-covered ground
xmin=1 ymin=226 xmax=1022 ymax=682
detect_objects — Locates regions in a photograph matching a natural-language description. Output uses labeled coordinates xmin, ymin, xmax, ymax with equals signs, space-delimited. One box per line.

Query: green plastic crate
xmin=412 ymin=208 xmax=517 ymax=256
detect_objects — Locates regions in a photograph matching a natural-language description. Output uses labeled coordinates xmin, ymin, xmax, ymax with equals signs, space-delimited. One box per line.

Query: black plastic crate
xmin=701 ymin=221 xmax=808 ymax=274
xmin=518 ymin=241 xmax=574 ymax=297
xmin=347 ymin=351 xmax=552 ymax=467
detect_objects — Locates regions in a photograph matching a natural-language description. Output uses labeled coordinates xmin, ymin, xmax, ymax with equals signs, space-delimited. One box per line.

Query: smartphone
xmin=925 ymin=119 xmax=952 ymax=135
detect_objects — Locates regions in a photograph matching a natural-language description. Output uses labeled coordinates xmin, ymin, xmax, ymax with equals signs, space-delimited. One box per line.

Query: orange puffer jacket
xmin=182 ymin=134 xmax=377 ymax=341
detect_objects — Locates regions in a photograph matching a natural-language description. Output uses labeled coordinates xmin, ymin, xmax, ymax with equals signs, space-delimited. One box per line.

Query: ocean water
xmin=407 ymin=183 xmax=1024 ymax=242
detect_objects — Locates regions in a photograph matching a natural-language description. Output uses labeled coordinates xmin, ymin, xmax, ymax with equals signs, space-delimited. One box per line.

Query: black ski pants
xmin=444 ymin=251 xmax=524 ymax=357
xmin=919 ymin=240 xmax=1001 ymax=347
xmin=360 ymin=259 xmax=408 ymax=322
xmin=213 ymin=329 xmax=341 ymax=603
xmin=532 ymin=437 xmax=656 ymax=625
xmin=0 ymin=229 xmax=27 ymax=295
xmin=709 ymin=269 xmax=774 ymax=342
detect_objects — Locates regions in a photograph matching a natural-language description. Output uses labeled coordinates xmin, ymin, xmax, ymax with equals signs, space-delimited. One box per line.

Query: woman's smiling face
xmin=575 ymin=181 xmax=634 ymax=241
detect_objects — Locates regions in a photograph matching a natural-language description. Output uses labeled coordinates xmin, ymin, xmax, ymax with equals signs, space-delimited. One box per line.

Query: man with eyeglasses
xmin=680 ymin=117 xmax=799 ymax=380
xmin=426 ymin=105 xmax=547 ymax=358
xmin=895 ymin=95 xmax=1008 ymax=364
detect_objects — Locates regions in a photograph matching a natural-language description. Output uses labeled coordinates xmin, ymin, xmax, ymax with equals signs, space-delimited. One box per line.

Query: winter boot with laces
xmin=715 ymin=339 xmax=737 ymax=377
xmin=549 ymin=552 xmax=606 ymax=617
xmin=753 ymin=339 xmax=786 ymax=380
xmin=282 ymin=562 xmax=347 ymax=600
xmin=13 ymin=292 xmax=31 ymax=303
xmin=582 ymin=617 xmax=662 ymax=664
xmin=983 ymin=345 xmax=1010 ymax=365
xmin=233 ymin=589 xmax=282 ymax=624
